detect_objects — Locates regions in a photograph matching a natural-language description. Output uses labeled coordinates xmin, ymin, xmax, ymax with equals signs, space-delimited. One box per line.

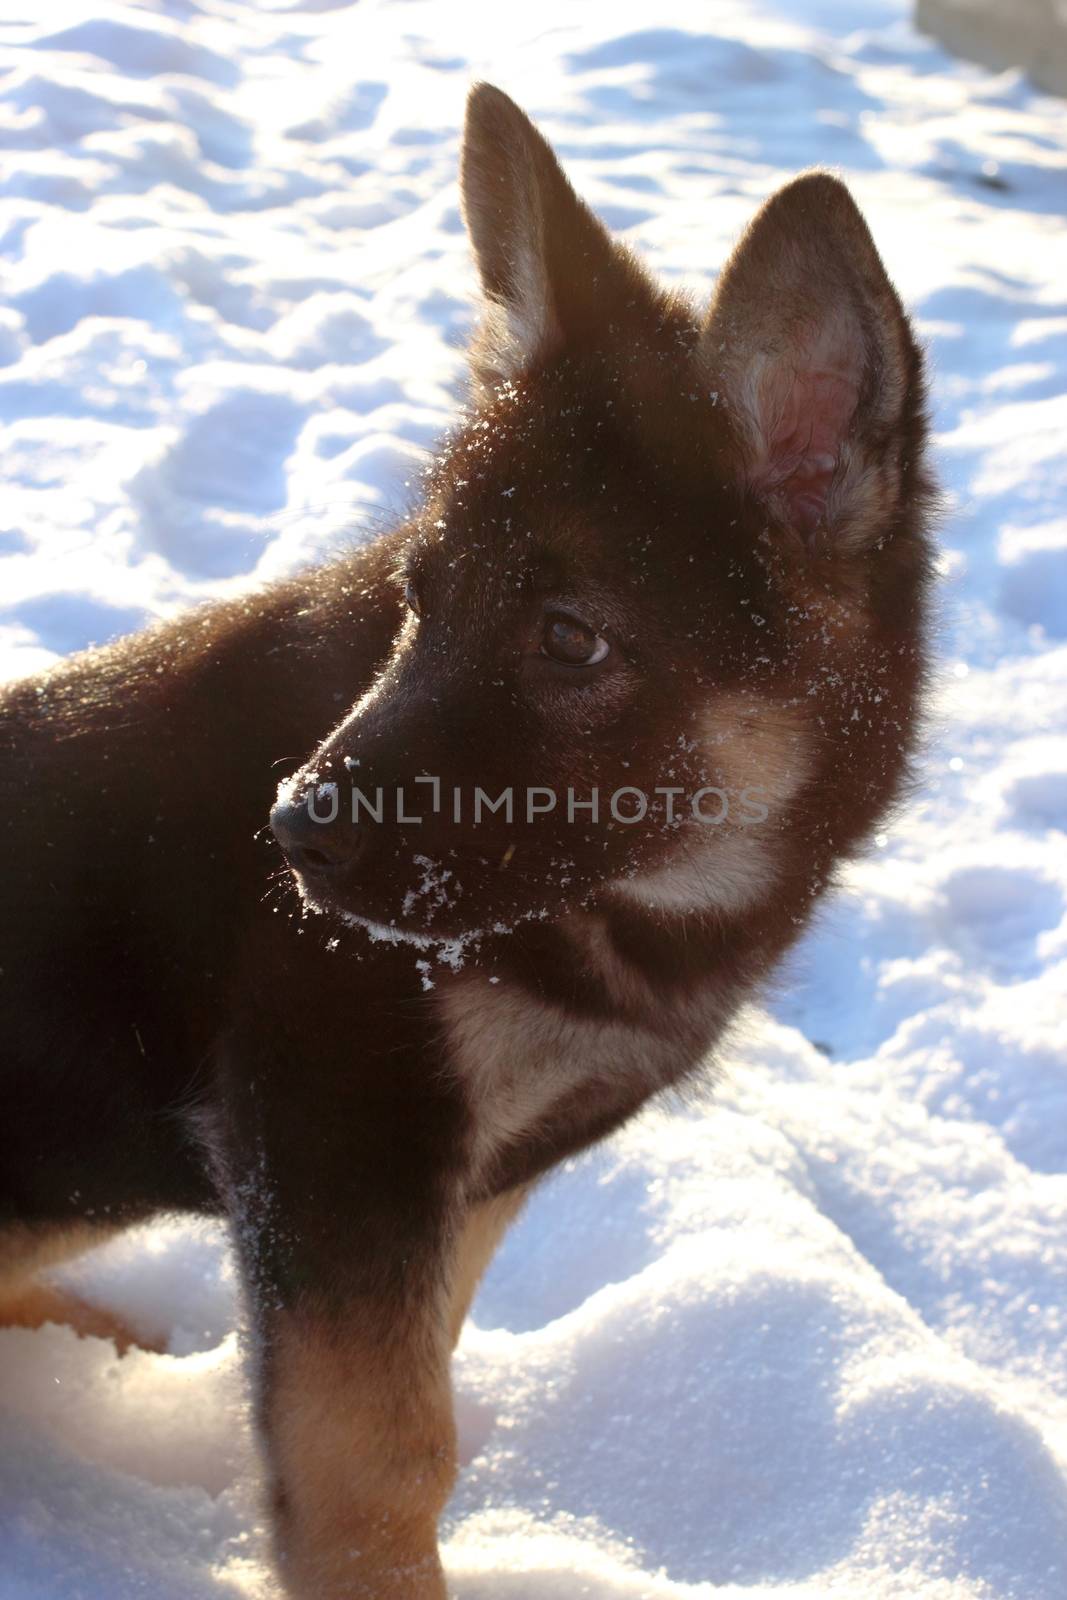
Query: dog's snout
xmin=270 ymin=798 xmax=365 ymax=880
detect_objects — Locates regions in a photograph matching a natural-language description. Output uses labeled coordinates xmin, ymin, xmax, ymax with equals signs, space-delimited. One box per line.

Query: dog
xmin=0 ymin=84 xmax=934 ymax=1598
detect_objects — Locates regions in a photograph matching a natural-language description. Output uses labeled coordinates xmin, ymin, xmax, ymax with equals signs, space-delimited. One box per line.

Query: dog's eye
xmin=404 ymin=580 xmax=421 ymax=618
xmin=541 ymin=614 xmax=610 ymax=667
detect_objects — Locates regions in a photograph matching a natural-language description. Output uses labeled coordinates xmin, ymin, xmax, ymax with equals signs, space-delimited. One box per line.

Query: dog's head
xmin=272 ymin=85 xmax=932 ymax=946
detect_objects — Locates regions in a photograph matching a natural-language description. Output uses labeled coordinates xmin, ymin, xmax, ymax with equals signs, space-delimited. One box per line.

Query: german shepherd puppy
xmin=0 ymin=86 xmax=933 ymax=1598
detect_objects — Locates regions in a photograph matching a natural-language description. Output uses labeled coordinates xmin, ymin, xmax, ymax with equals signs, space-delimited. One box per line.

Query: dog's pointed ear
xmin=701 ymin=172 xmax=924 ymax=552
xmin=461 ymin=83 xmax=627 ymax=391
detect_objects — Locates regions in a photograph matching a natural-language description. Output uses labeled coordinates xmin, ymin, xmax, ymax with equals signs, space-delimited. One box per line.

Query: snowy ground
xmin=2 ymin=1 xmax=1066 ymax=1596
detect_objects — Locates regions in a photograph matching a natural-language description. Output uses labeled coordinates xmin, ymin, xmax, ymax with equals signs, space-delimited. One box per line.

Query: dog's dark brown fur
xmin=0 ymin=87 xmax=934 ymax=1597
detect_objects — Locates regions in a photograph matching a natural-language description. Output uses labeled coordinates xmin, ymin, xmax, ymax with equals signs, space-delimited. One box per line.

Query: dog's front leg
xmin=240 ymin=1183 xmax=526 ymax=1597
xmin=261 ymin=1290 xmax=456 ymax=1600
xmin=214 ymin=1022 xmax=469 ymax=1598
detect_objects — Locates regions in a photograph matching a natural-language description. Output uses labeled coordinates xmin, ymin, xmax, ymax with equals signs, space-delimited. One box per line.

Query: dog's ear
xmin=461 ymin=83 xmax=637 ymax=391
xmin=701 ymin=172 xmax=924 ymax=553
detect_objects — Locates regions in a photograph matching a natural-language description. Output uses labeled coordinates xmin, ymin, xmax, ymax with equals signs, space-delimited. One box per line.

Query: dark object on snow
xmin=0 ymin=86 xmax=936 ymax=1600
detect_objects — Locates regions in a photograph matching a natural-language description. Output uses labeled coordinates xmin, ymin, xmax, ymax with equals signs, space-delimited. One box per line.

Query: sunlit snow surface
xmin=1 ymin=0 xmax=1066 ymax=1595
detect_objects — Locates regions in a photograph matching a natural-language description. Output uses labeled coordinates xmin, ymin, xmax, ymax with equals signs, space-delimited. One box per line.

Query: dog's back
xmin=0 ymin=545 xmax=404 ymax=1238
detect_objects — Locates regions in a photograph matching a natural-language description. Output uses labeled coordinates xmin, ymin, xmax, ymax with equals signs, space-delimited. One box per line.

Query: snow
xmin=2 ymin=1 xmax=1066 ymax=1596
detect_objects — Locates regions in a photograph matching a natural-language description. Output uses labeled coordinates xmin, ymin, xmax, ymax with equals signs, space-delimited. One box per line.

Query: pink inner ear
xmin=759 ymin=368 xmax=858 ymax=538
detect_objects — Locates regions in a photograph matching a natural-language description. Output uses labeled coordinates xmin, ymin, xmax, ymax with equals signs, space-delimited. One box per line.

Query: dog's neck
xmin=434 ymin=900 xmax=768 ymax=1199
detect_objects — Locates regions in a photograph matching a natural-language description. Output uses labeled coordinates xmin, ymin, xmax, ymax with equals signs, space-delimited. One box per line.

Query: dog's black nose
xmin=270 ymin=798 xmax=363 ymax=879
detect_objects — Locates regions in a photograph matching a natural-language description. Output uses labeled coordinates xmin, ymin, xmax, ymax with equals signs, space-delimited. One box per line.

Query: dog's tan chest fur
xmin=438 ymin=923 xmax=725 ymax=1185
